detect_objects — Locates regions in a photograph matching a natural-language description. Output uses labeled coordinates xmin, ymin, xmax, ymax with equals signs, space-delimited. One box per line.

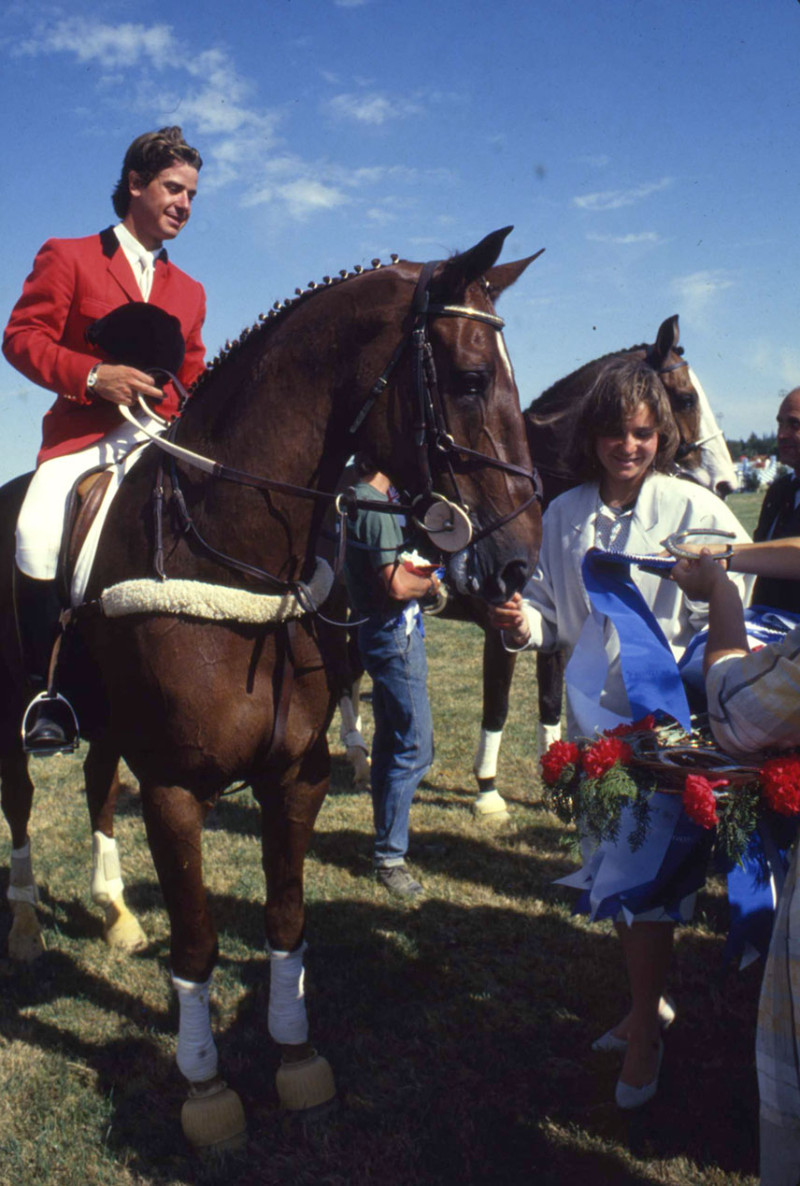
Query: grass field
xmin=0 ymin=491 xmax=769 ymax=1185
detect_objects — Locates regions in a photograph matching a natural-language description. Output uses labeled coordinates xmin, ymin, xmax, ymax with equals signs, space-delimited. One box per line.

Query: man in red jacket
xmin=3 ymin=125 xmax=206 ymax=751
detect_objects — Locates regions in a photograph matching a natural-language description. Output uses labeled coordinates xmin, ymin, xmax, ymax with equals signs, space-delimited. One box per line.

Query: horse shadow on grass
xmin=0 ymin=877 xmax=761 ymax=1184
xmin=207 ymin=892 xmax=761 ymax=1184
xmin=0 ymin=777 xmax=763 ymax=1184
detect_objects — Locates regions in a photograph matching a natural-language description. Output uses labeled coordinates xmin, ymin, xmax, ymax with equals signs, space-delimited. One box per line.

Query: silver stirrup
xmin=21 ymin=691 xmax=79 ymax=757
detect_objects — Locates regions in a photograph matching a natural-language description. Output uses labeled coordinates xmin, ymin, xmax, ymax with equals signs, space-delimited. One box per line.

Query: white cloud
xmin=671 ymin=270 xmax=735 ymax=319
xmin=275 ymin=179 xmax=350 ymax=218
xmin=327 ymin=91 xmax=423 ymax=126
xmin=16 ymin=18 xmax=177 ymax=69
xmin=586 ymin=231 xmax=662 ymax=245
xmin=572 ymin=178 xmax=673 ymax=211
xmin=747 ymin=340 xmax=800 ymax=389
xmin=8 ymin=15 xmax=433 ymax=223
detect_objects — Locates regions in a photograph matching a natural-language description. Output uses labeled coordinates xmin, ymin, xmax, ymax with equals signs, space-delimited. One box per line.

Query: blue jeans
xmin=358 ymin=615 xmax=433 ymax=868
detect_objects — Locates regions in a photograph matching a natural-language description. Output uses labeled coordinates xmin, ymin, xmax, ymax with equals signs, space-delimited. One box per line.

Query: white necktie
xmin=138 ymin=255 xmax=154 ymax=302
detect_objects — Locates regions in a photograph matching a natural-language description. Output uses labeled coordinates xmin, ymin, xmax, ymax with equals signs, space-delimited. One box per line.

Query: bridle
xmin=119 ymin=258 xmax=541 ymax=597
xmin=651 ymin=355 xmax=710 ymax=464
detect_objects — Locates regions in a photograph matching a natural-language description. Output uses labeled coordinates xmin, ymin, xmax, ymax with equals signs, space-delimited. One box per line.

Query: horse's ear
xmin=485 ymin=248 xmax=545 ymax=301
xmin=651 ymin=315 xmax=680 ymax=367
xmin=433 ymin=227 xmax=515 ymax=298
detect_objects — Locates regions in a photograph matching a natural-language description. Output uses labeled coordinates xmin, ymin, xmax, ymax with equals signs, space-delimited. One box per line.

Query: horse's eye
xmin=458 ymin=371 xmax=488 ymax=397
xmin=672 ymin=393 xmax=697 ymax=412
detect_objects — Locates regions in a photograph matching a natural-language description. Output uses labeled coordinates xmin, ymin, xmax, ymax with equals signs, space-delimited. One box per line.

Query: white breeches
xmin=15 ymin=418 xmax=152 ymax=580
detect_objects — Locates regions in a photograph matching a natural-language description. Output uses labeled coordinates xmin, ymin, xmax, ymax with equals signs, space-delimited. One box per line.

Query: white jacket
xmin=516 ymin=472 xmax=751 ymax=736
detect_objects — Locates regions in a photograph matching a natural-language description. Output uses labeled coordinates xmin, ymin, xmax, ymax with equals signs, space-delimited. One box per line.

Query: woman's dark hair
xmin=112 ymin=126 xmax=202 ymax=217
xmin=569 ymin=356 xmax=679 ymax=481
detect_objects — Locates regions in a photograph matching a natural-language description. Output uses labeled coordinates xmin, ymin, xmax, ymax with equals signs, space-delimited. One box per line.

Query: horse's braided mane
xmin=189 ymin=253 xmax=402 ymax=397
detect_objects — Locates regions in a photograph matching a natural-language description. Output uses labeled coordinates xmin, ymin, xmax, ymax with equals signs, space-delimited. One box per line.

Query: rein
xmin=120 ymin=260 xmax=540 ymax=597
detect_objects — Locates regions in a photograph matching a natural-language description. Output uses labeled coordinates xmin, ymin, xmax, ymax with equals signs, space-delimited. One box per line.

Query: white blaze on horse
xmin=0 ymin=228 xmax=542 ymax=1150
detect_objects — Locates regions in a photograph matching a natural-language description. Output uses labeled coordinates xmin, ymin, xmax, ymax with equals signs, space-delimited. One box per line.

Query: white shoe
xmin=592 ymin=996 xmax=676 ymax=1053
xmin=615 ymin=1041 xmax=663 ymax=1110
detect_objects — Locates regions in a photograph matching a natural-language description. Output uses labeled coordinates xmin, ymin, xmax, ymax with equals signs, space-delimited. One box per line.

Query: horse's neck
xmin=180 ymin=332 xmax=343 ymax=494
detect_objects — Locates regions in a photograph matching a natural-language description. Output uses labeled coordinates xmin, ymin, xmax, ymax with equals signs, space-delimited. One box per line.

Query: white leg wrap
xmin=91 ymin=831 xmax=124 ymax=907
xmin=266 ymin=942 xmax=309 ymax=1045
xmin=537 ymin=721 xmax=562 ymax=761
xmin=473 ymin=728 xmax=504 ymax=780
xmin=173 ymin=975 xmax=219 ymax=1084
xmin=8 ymin=841 xmax=39 ymax=906
xmin=339 ymin=689 xmax=365 ymax=752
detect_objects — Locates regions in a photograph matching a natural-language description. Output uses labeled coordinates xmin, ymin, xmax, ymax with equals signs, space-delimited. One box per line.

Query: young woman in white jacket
xmin=490 ymin=355 xmax=750 ymax=1108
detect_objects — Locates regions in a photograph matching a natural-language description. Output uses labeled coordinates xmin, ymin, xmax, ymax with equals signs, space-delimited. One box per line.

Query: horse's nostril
xmin=501 ymin=559 xmax=530 ymax=598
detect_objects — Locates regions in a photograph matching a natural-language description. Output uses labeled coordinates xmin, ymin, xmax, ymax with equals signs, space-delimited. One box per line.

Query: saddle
xmin=56 ymin=466 xmax=115 ymax=606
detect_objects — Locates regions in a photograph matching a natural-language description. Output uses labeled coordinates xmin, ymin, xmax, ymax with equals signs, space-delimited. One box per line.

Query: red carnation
xmin=608 ymin=715 xmax=656 ymax=738
xmin=682 ymin=774 xmax=727 ymax=829
xmin=760 ymin=756 xmax=800 ymax=817
xmin=581 ymin=736 xmax=633 ymax=780
xmin=540 ymin=740 xmax=580 ymax=786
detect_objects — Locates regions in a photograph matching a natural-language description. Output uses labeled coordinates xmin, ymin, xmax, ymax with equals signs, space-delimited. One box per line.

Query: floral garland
xmin=540 ymin=714 xmax=800 ymax=864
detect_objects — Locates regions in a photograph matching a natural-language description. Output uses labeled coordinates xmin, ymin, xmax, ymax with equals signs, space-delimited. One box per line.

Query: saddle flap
xmin=58 ymin=469 xmax=114 ymax=603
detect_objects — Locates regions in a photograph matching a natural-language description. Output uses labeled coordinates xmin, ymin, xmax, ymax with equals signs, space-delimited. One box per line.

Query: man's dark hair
xmin=112 ymin=126 xmax=202 ymax=217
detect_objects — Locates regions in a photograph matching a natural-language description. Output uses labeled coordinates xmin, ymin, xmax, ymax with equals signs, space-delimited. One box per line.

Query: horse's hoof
xmin=276 ymin=1051 xmax=336 ymax=1113
xmin=346 ymin=745 xmax=371 ymax=790
xmin=473 ymin=789 xmax=509 ymax=819
xmin=9 ymin=902 xmax=46 ymax=962
xmin=103 ymin=899 xmax=148 ymax=953
xmin=181 ymin=1077 xmax=247 ymax=1152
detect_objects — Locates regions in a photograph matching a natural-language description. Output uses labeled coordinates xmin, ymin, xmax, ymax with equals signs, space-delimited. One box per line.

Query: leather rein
xmin=122 ymin=260 xmax=541 ymax=602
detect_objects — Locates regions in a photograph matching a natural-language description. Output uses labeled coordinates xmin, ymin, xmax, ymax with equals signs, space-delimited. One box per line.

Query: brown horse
xmin=468 ymin=314 xmax=739 ymax=817
xmin=0 ymin=228 xmax=542 ymax=1149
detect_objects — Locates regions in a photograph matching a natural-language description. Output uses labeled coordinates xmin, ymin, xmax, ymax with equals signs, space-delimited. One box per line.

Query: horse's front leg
xmin=473 ymin=629 xmax=516 ymax=819
xmin=254 ymin=736 xmax=336 ymax=1115
xmin=1 ymin=753 xmax=45 ymax=961
xmin=85 ymin=739 xmax=147 ymax=952
xmin=140 ymin=781 xmax=246 ymax=1153
xmin=536 ymin=650 xmax=565 ymax=757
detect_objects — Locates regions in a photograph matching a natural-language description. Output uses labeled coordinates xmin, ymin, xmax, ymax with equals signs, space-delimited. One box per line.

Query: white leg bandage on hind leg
xmin=172 ymin=975 xmax=219 ymax=1084
xmin=339 ymin=683 xmax=366 ymax=753
xmin=8 ymin=840 xmax=38 ymax=906
xmin=266 ymin=942 xmax=309 ymax=1045
xmin=91 ymin=831 xmax=124 ymax=906
xmin=537 ymin=721 xmax=562 ymax=760
xmin=473 ymin=728 xmax=503 ymax=780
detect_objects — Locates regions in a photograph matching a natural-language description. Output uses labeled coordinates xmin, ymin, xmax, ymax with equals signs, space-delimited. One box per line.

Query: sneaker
xmin=375 ymin=864 xmax=423 ymax=898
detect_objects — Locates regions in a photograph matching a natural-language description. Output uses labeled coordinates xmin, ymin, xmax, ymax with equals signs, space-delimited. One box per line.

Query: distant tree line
xmin=725 ymin=432 xmax=778 ymax=459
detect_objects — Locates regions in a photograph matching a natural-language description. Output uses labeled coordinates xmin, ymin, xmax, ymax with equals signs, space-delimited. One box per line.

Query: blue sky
xmin=1 ymin=0 xmax=799 ymax=482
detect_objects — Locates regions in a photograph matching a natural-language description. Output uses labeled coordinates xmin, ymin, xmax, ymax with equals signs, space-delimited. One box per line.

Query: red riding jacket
xmin=3 ymin=227 xmax=206 ymax=464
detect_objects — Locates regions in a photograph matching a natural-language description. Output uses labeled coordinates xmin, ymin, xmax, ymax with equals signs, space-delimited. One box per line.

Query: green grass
xmin=0 ymin=489 xmax=767 ymax=1185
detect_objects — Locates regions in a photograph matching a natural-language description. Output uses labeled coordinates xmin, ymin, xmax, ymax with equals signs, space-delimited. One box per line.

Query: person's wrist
xmin=85 ymin=363 xmax=100 ymax=395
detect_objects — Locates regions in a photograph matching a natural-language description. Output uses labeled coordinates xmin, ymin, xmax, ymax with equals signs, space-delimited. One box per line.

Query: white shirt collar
xmin=113 ymin=223 xmax=165 ymax=301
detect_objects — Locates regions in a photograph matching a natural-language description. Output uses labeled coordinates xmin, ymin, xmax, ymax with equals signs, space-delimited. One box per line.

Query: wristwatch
xmin=86 ymin=364 xmax=100 ymax=394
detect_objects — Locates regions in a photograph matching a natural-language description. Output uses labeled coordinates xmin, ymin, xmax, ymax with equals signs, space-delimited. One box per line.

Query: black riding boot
xmin=15 ymin=571 xmax=77 ymax=754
